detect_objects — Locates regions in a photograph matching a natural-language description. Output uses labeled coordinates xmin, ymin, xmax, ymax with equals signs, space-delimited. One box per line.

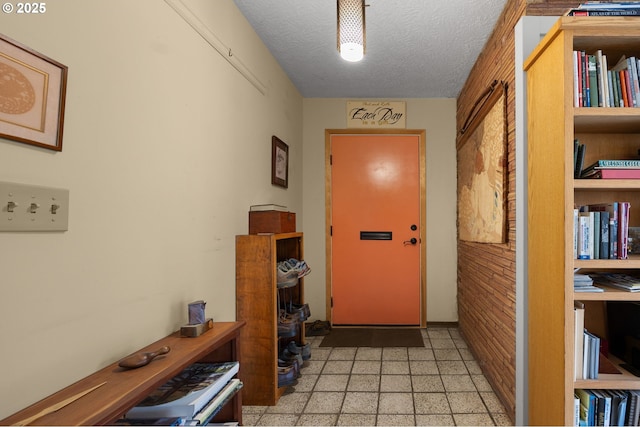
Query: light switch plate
xmin=0 ymin=181 xmax=69 ymax=231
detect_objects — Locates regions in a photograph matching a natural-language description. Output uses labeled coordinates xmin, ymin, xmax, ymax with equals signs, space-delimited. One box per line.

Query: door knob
xmin=403 ymin=237 xmax=418 ymax=245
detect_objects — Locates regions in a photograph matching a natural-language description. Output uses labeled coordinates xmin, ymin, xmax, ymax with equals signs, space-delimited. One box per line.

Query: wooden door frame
xmin=325 ymin=129 xmax=427 ymax=328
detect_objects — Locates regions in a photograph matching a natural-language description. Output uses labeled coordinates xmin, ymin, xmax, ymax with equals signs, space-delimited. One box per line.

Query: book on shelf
xmin=124 ymin=362 xmax=239 ymax=420
xmin=575 ymin=140 xmax=586 ymax=178
xmin=583 ymin=168 xmax=640 ymax=179
xmin=579 ymin=203 xmax=628 ymax=260
xmin=591 ymin=272 xmax=640 ymax=292
xmin=572 ymin=48 xmax=640 ymax=108
xmin=582 ymin=159 xmax=640 ymax=172
xmin=188 ymin=379 xmax=243 ymax=426
xmin=568 ymin=8 xmax=640 ymax=16
xmin=575 ymin=302 xmax=586 ymax=380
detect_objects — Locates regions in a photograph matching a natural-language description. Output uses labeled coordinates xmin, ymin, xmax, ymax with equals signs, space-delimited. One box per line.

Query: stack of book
xmin=567 ymin=2 xmax=640 ymax=17
xmin=574 ymin=273 xmax=604 ymax=293
xmin=591 ymin=272 xmax=640 ymax=292
xmin=575 ymin=389 xmax=640 ymax=426
xmin=117 ymin=362 xmax=242 ymax=426
xmin=582 ymin=160 xmax=640 ymax=180
xmin=574 ymin=202 xmax=631 ymax=260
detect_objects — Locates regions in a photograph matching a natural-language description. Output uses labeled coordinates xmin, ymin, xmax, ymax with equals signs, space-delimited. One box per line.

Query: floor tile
xmin=341 ymin=391 xmax=379 ymax=413
xmin=447 ymin=391 xmax=488 ymax=414
xmin=351 ymin=360 xmax=381 ymax=374
xmin=256 ymin=413 xmax=299 ymax=426
xmin=355 ymin=347 xmax=382 ymax=360
xmin=376 ymin=414 xmax=415 ymax=425
xmin=408 ymin=347 xmax=435 ymax=360
xmin=336 ymin=414 xmax=376 ymax=425
xmin=453 ymin=413 xmax=495 ymax=426
xmin=413 ymin=392 xmax=450 ymax=414
xmin=380 ymin=374 xmax=412 ymax=392
xmin=411 ymin=374 xmax=445 ymax=392
xmin=378 ymin=392 xmax=414 ymax=414
xmin=437 ymin=360 xmax=468 ymax=375
xmin=382 ymin=347 xmax=408 ymax=360
xmin=434 ymin=348 xmax=462 ymax=361
xmin=314 ymin=374 xmax=349 ymax=391
xmin=441 ymin=374 xmax=477 ymax=392
xmin=415 ymin=414 xmax=455 ymax=426
xmin=431 ymin=338 xmax=457 ymax=349
xmin=381 ymin=360 xmax=410 ymax=375
xmin=347 ymin=374 xmax=380 ymax=392
xmin=409 ymin=360 xmax=439 ymax=375
xmin=296 ymin=414 xmax=338 ymax=426
xmin=304 ymin=391 xmax=345 ymax=414
xmin=328 ymin=347 xmax=357 ymax=360
xmin=266 ymin=391 xmax=310 ymax=414
xmin=322 ymin=360 xmax=353 ymax=374
xmin=480 ymin=391 xmax=507 ymax=413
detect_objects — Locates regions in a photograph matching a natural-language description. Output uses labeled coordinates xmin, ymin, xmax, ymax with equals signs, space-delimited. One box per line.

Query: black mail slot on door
xmin=360 ymin=231 xmax=392 ymax=240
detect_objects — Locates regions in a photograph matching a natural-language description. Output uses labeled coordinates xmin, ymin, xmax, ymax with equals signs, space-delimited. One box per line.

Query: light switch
xmin=0 ymin=181 xmax=69 ymax=231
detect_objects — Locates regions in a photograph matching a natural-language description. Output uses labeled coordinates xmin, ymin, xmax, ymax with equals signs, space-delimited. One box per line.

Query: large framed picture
xmin=272 ymin=135 xmax=289 ymax=188
xmin=0 ymin=34 xmax=68 ymax=151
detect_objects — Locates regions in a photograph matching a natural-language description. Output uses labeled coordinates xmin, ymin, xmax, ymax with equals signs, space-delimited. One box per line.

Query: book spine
xmin=579 ymin=213 xmax=591 ymax=259
xmin=589 ymin=55 xmax=599 ymax=108
xmin=574 ymin=50 xmax=581 ymax=107
xmin=600 ymin=211 xmax=610 ymax=259
xmin=570 ymin=8 xmax=640 ymax=15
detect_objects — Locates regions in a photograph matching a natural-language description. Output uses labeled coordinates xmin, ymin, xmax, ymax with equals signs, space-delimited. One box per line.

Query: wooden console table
xmin=0 ymin=321 xmax=245 ymax=426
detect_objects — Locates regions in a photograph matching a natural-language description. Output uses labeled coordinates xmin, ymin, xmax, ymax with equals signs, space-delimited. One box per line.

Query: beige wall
xmin=0 ymin=0 xmax=303 ymax=418
xmin=302 ymin=99 xmax=458 ymax=323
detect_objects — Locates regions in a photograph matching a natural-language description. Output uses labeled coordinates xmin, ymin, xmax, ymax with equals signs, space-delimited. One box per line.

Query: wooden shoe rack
xmin=235 ymin=232 xmax=306 ymax=406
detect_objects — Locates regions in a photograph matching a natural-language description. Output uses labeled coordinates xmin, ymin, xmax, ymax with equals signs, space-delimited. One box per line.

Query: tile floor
xmin=242 ymin=327 xmax=512 ymax=426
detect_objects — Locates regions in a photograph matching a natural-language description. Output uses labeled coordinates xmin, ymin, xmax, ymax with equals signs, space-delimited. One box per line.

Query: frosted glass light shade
xmin=337 ymin=0 xmax=365 ymax=62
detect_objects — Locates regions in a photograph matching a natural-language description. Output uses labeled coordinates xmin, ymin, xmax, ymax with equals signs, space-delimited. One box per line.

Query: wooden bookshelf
xmin=525 ymin=16 xmax=640 ymax=426
xmin=0 ymin=321 xmax=245 ymax=426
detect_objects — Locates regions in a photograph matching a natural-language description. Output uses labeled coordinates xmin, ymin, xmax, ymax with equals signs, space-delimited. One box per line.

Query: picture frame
xmin=272 ymin=135 xmax=289 ymax=188
xmin=0 ymin=34 xmax=68 ymax=151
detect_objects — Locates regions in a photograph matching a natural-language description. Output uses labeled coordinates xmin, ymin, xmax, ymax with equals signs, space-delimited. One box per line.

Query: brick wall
xmin=455 ymin=0 xmax=581 ymax=422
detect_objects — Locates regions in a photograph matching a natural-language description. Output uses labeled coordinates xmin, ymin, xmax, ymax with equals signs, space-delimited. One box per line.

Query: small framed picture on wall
xmin=272 ymin=135 xmax=288 ymax=188
xmin=0 ymin=34 xmax=68 ymax=151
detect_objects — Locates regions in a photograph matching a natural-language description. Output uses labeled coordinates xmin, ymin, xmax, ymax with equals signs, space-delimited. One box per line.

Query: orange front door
xmin=330 ymin=134 xmax=421 ymax=325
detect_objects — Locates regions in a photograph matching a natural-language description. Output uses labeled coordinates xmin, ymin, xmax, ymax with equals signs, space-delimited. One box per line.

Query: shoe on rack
xmin=286 ymin=258 xmax=311 ymax=278
xmin=287 ymin=341 xmax=311 ymax=360
xmin=278 ymin=316 xmax=298 ymax=338
xmin=278 ymin=364 xmax=298 ymax=387
xmin=281 ymin=348 xmax=304 ymax=367
xmin=286 ymin=303 xmax=310 ymax=321
xmin=278 ymin=358 xmax=301 ymax=378
xmin=277 ymin=262 xmax=299 ymax=288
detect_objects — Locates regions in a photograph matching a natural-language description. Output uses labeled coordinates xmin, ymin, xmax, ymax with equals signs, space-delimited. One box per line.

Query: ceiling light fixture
xmin=337 ymin=0 xmax=366 ymax=62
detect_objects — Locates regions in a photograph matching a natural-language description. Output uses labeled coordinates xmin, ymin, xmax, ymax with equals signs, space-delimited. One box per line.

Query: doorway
xmin=325 ymin=129 xmax=427 ymax=327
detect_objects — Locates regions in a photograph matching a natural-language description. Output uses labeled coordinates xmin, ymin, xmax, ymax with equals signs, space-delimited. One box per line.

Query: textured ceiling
xmin=233 ymin=0 xmax=509 ymax=98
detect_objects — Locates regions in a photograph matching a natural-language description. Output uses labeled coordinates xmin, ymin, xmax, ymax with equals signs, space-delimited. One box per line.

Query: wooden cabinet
xmin=525 ymin=17 xmax=640 ymax=426
xmin=236 ymin=232 xmax=306 ymax=406
xmin=0 ymin=321 xmax=245 ymax=425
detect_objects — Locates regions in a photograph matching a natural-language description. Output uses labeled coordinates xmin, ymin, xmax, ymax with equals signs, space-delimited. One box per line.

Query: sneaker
xmin=287 ymin=341 xmax=311 ymax=360
xmin=286 ymin=303 xmax=310 ymax=321
xmin=280 ymin=348 xmax=304 ymax=367
xmin=278 ymin=315 xmax=298 ymax=338
xmin=277 ymin=364 xmax=297 ymax=387
xmin=277 ymin=262 xmax=299 ymax=288
xmin=286 ymin=258 xmax=311 ymax=278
